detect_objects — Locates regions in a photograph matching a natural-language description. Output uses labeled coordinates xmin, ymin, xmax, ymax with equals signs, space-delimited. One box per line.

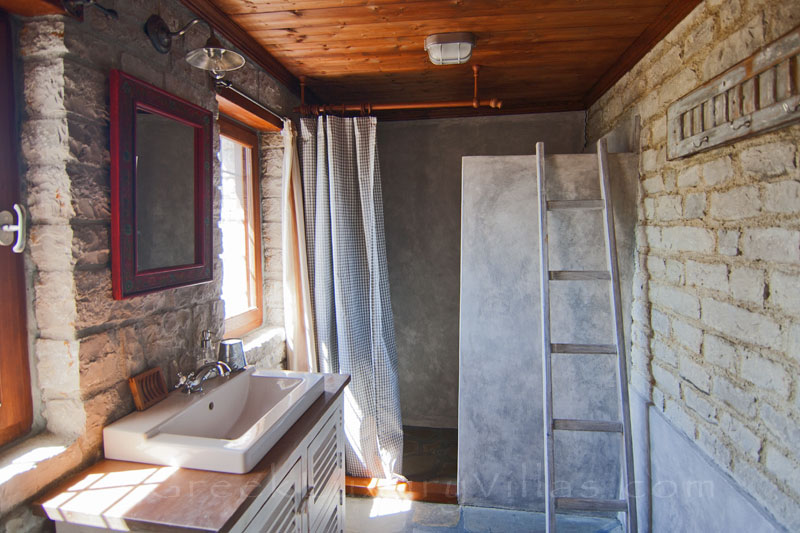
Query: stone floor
xmin=402 ymin=426 xmax=458 ymax=483
xmin=345 ymin=496 xmax=623 ymax=532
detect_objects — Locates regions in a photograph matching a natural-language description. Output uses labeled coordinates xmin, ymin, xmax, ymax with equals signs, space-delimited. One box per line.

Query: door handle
xmin=295 ymin=485 xmax=314 ymax=516
xmin=0 ymin=203 xmax=26 ymax=253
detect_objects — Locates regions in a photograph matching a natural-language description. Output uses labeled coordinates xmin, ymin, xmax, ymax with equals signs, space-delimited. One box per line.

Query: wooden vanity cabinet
xmin=244 ymin=459 xmax=304 ymax=532
xmin=307 ymin=409 xmax=344 ymax=532
xmin=238 ymin=403 xmax=344 ymax=533
xmin=35 ymin=374 xmax=349 ymax=533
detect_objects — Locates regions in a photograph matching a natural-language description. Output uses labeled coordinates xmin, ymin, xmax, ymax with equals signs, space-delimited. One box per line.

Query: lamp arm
xmin=145 ymin=15 xmax=212 ymax=55
xmin=171 ymin=18 xmax=209 ymax=38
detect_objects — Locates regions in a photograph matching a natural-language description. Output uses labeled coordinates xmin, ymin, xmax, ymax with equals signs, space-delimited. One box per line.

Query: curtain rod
xmin=215 ymin=79 xmax=289 ymax=125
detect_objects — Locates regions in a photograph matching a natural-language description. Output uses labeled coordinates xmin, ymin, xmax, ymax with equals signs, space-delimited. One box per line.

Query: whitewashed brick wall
xmin=588 ymin=0 xmax=800 ymax=529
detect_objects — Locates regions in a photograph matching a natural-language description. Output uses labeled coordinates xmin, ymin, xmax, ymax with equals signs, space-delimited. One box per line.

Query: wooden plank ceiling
xmin=192 ymin=0 xmax=702 ymax=119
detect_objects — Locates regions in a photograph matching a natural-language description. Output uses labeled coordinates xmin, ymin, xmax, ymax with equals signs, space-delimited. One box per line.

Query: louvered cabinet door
xmin=244 ymin=459 xmax=303 ymax=533
xmin=314 ymin=491 xmax=343 ymax=533
xmin=306 ymin=407 xmax=344 ymax=532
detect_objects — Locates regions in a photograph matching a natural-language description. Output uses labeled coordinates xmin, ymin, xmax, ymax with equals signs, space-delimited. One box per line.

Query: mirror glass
xmin=135 ymin=109 xmax=196 ymax=271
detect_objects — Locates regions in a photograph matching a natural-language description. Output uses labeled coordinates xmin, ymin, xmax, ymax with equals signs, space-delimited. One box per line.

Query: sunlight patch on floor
xmin=369 ymin=497 xmax=413 ymax=518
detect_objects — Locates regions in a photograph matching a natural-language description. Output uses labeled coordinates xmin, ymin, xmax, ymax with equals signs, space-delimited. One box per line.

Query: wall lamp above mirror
xmin=110 ymin=70 xmax=213 ymax=299
xmin=144 ymin=15 xmax=245 ymax=80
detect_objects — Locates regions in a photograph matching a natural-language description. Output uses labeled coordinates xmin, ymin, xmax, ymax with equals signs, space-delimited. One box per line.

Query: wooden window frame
xmin=219 ymin=117 xmax=264 ymax=338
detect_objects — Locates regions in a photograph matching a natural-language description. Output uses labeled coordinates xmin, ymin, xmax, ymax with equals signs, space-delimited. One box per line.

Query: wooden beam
xmin=583 ymin=0 xmax=703 ymax=106
xmin=0 ymin=0 xmax=64 ymax=16
xmin=216 ymin=88 xmax=282 ymax=132
xmin=178 ymin=0 xmax=300 ymax=96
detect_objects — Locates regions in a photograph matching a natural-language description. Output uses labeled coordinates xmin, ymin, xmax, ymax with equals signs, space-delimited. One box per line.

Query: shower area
xmin=376 ymin=112 xmax=636 ymax=500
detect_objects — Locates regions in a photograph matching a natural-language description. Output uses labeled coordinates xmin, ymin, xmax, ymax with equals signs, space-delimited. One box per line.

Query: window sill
xmin=241 ymin=326 xmax=286 ymax=370
xmin=0 ymin=432 xmax=82 ymax=516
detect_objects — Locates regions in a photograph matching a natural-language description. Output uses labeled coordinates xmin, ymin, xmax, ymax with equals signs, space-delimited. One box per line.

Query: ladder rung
xmin=556 ymin=497 xmax=628 ymax=512
xmin=551 ymin=343 xmax=617 ymax=354
xmin=553 ymin=418 xmax=623 ymax=433
xmin=549 ymin=270 xmax=610 ymax=281
xmin=546 ymin=199 xmax=604 ymax=210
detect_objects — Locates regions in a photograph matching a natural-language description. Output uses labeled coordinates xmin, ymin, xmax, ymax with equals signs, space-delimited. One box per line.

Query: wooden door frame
xmin=0 ymin=8 xmax=33 ymax=446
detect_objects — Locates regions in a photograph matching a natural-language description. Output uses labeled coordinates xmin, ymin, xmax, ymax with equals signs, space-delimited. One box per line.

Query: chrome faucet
xmin=175 ymin=361 xmax=231 ymax=394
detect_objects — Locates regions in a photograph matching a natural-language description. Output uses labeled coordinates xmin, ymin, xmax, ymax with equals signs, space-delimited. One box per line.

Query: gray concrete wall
xmin=458 ymin=152 xmax=638 ymax=511
xmin=378 ymin=113 xmax=585 ymax=428
xmin=650 ymin=406 xmax=783 ymax=532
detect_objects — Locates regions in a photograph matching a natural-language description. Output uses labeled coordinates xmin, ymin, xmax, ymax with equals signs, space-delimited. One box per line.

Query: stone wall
xmin=240 ymin=130 xmax=286 ymax=367
xmin=1 ymin=1 xmax=294 ymax=528
xmin=587 ymin=0 xmax=800 ymax=529
xmin=260 ymin=132 xmax=285 ymax=332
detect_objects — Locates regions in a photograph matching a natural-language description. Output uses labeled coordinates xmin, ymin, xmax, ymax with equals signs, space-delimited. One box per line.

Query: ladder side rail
xmin=597 ymin=138 xmax=639 ymax=533
xmin=536 ymin=141 xmax=557 ymax=533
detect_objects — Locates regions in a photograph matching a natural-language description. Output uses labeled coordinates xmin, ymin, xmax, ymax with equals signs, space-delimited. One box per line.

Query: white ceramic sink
xmin=103 ymin=367 xmax=324 ymax=474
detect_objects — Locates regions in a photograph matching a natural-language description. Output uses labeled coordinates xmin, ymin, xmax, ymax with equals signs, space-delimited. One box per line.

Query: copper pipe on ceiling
xmin=297 ymin=98 xmax=502 ymax=116
xmin=297 ymin=64 xmax=502 ymax=115
xmin=472 ymin=64 xmax=480 ymax=108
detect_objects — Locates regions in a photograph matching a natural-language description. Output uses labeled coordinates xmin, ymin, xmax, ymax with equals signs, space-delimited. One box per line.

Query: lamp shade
xmin=424 ymin=32 xmax=475 ymax=65
xmin=185 ymin=34 xmax=245 ymax=77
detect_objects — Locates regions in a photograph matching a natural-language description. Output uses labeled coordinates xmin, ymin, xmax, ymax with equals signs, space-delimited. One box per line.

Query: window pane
xmin=219 ymin=135 xmax=257 ymax=319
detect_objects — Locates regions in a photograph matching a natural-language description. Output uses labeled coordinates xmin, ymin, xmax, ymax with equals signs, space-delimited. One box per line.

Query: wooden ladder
xmin=535 ymin=139 xmax=638 ymax=533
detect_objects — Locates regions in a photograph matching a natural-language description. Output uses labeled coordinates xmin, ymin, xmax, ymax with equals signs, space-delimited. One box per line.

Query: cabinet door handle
xmin=0 ymin=204 xmax=26 ymax=253
xmin=296 ymin=485 xmax=314 ymax=516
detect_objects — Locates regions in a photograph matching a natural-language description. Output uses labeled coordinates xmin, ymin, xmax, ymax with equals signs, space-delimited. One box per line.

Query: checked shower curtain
xmin=297 ymin=115 xmax=403 ymax=479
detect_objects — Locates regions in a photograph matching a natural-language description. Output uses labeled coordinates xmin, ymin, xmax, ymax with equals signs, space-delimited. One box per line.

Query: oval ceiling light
xmin=424 ymin=32 xmax=476 ymax=65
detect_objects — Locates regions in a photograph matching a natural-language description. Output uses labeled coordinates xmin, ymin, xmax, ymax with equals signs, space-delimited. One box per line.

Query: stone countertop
xmin=34 ymin=374 xmax=350 ymax=532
